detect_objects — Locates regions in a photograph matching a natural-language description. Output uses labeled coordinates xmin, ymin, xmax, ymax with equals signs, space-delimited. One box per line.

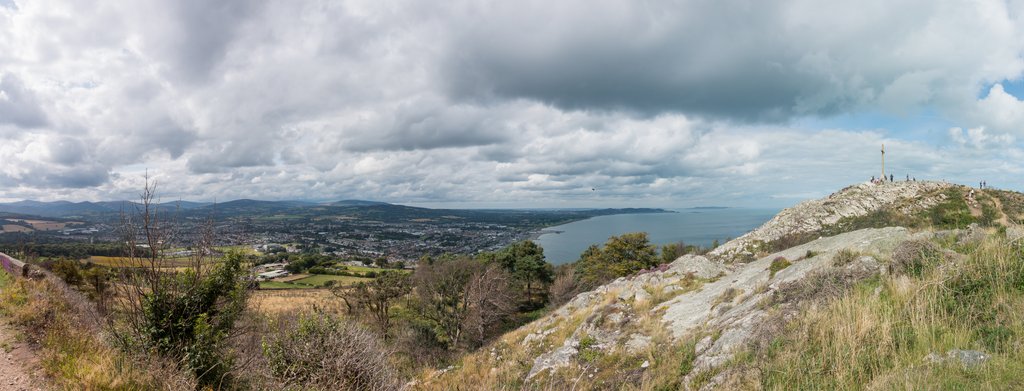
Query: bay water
xmin=535 ymin=208 xmax=778 ymax=265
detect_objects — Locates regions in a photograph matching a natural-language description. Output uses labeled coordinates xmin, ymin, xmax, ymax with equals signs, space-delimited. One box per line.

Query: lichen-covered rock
xmin=957 ymin=223 xmax=986 ymax=245
xmin=623 ymin=334 xmax=652 ymax=354
xmin=527 ymin=344 xmax=578 ymax=379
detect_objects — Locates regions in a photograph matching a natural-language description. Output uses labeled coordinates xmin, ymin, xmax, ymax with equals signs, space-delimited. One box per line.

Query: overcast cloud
xmin=0 ymin=0 xmax=1022 ymax=207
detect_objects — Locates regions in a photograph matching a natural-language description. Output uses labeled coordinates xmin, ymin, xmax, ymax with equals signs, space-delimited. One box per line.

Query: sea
xmin=534 ymin=208 xmax=779 ymax=265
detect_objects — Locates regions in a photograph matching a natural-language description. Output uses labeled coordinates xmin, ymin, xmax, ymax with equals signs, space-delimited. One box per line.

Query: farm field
xmin=84 ymin=256 xmax=198 ymax=268
xmin=259 ymin=274 xmax=373 ymax=290
xmin=1 ymin=225 xmax=33 ymax=233
xmin=257 ymin=281 xmax=305 ymax=290
xmin=275 ymin=273 xmax=309 ymax=282
xmin=291 ymin=274 xmax=371 ymax=287
xmin=250 ymin=289 xmax=347 ymax=315
xmin=5 ymin=219 xmax=80 ymax=230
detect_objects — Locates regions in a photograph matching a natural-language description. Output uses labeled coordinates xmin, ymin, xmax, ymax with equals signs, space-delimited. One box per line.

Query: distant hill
xmin=0 ymin=198 xmax=671 ymax=225
xmin=0 ymin=200 xmax=216 ymax=218
xmin=325 ymin=200 xmax=391 ymax=207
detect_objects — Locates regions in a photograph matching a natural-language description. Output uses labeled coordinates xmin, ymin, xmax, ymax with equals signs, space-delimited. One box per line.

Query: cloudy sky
xmin=1 ymin=0 xmax=1023 ymax=208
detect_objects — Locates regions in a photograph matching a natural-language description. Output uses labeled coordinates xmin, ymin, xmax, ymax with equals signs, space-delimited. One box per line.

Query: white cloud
xmin=0 ymin=0 xmax=1023 ymax=205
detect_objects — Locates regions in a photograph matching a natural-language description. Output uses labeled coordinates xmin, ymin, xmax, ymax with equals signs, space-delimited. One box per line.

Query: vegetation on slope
xmin=661 ymin=232 xmax=1024 ymax=390
xmin=0 ymin=277 xmax=195 ymax=390
xmin=767 ymin=187 xmax=979 ymax=254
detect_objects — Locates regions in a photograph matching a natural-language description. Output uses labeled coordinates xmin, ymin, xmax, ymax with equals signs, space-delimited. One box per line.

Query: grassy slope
xmin=699 ymin=234 xmax=1024 ymax=390
xmin=0 ymin=277 xmax=194 ymax=390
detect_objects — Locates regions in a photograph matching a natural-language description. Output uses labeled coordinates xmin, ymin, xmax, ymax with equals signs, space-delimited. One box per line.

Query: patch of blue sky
xmin=795 ymin=108 xmax=955 ymax=145
xmin=978 ymin=78 xmax=1024 ymax=99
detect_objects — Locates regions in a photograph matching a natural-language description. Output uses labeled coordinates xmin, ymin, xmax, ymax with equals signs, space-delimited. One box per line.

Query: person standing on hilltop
xmin=890 ymin=174 xmax=894 ymax=182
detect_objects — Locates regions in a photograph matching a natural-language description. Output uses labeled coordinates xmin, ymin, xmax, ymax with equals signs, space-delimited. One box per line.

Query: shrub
xmin=575 ymin=233 xmax=658 ymax=290
xmin=1 ymin=277 xmax=195 ymax=390
xmin=890 ymin=240 xmax=942 ymax=277
xmin=773 ymin=267 xmax=875 ymax=306
xmin=548 ymin=267 xmax=578 ymax=307
xmin=261 ymin=313 xmax=400 ymax=391
xmin=47 ymin=258 xmax=84 ymax=286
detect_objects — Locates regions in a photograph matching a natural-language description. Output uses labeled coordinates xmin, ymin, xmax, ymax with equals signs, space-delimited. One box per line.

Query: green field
xmin=258 ymin=274 xmax=373 ymax=289
xmin=291 ymin=274 xmax=371 ymax=287
xmin=258 ymin=281 xmax=306 ymax=290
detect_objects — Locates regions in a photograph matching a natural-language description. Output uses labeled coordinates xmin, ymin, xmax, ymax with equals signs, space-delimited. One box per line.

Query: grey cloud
xmin=135 ymin=0 xmax=262 ymax=83
xmin=340 ymin=99 xmax=512 ymax=152
xmin=0 ymin=162 xmax=109 ymax=189
xmin=441 ymin=0 xmax=1023 ymax=121
xmin=3 ymin=0 xmax=1024 ymax=206
xmin=0 ymin=73 xmax=48 ymax=128
xmin=187 ymin=138 xmax=278 ymax=174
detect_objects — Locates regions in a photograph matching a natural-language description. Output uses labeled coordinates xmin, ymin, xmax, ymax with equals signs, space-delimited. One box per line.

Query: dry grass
xmin=723 ymin=234 xmax=1024 ymax=390
xmin=250 ymin=289 xmax=348 ymax=316
xmin=84 ymin=255 xmax=196 ymax=268
xmin=0 ymin=276 xmax=194 ymax=390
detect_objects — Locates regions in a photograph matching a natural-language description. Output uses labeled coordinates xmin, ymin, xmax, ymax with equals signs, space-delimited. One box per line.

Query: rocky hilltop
xmin=709 ymin=180 xmax=956 ymax=262
xmin=413 ymin=181 xmax=1023 ymax=390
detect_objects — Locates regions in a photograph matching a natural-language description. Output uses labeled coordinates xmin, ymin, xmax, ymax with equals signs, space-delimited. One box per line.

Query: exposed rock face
xmin=708 ymin=181 xmax=953 ymax=262
xmin=924 ymin=349 xmax=990 ymax=367
xmin=520 ymin=227 xmax=927 ymax=381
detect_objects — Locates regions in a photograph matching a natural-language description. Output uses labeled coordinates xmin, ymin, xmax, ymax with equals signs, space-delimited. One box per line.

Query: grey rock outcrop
xmin=708 ymin=181 xmax=953 ymax=262
xmin=522 ymin=227 xmax=924 ymax=382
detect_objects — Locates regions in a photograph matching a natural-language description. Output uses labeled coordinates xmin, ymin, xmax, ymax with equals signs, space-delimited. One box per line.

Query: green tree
xmin=661 ymin=241 xmax=690 ymax=264
xmin=575 ymin=232 xmax=657 ymax=290
xmin=412 ymin=257 xmax=516 ymax=349
xmin=496 ymin=241 xmax=554 ymax=308
xmin=333 ymin=270 xmax=412 ymax=336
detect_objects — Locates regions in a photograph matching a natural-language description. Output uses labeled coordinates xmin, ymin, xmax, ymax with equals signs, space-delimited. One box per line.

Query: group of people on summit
xmin=870 ymin=174 xmax=915 ymax=184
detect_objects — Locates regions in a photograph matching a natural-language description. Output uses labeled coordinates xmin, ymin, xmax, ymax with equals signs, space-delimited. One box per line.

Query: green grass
xmin=291 ymin=274 xmax=371 ymax=287
xmin=0 ymin=271 xmax=11 ymax=289
xmin=258 ymin=281 xmax=307 ymax=290
xmin=769 ymin=257 xmax=791 ymax=279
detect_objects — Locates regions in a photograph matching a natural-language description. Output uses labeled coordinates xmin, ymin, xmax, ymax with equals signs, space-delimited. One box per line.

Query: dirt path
xmin=965 ymin=191 xmax=983 ymax=218
xmin=0 ymin=312 xmax=48 ymax=390
xmin=987 ymin=191 xmax=1012 ymax=227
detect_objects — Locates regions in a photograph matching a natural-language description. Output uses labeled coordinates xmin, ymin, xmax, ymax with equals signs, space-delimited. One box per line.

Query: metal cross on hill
xmin=881 ymin=143 xmax=885 ymax=180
